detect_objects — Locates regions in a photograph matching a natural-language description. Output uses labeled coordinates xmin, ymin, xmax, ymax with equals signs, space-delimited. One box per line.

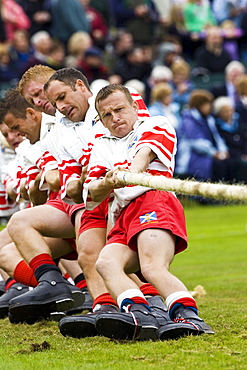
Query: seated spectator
xmin=152 ymin=36 xmax=182 ymax=68
xmin=210 ymin=60 xmax=245 ymax=106
xmin=90 ymin=0 xmax=114 ymax=27
xmin=145 ymin=65 xmax=173 ymax=105
xmin=104 ymin=30 xmax=134 ymax=71
xmin=235 ymin=74 xmax=247 ymax=148
xmin=110 ymin=0 xmax=159 ymax=45
xmin=16 ymin=0 xmax=52 ymax=36
xmin=79 ymin=0 xmax=108 ymax=49
xmin=0 ymin=0 xmax=31 ymax=42
xmin=170 ymin=58 xmax=195 ymax=111
xmin=220 ymin=19 xmax=243 ymax=60
xmin=125 ymin=79 xmax=146 ymax=101
xmin=194 ymin=26 xmax=232 ymax=74
xmin=46 ymin=39 xmax=65 ymax=70
xmin=0 ymin=43 xmax=20 ymax=95
xmin=175 ymin=89 xmax=230 ymax=182
xmin=77 ymin=46 xmax=109 ymax=84
xmin=148 ymin=82 xmax=181 ymax=130
xmin=49 ymin=0 xmax=89 ymax=46
xmin=10 ymin=29 xmax=34 ymax=71
xmin=183 ymin=0 xmax=216 ymax=34
xmin=113 ymin=45 xmax=152 ymax=84
xmin=213 ymin=96 xmax=247 ymax=183
xmin=22 ymin=30 xmax=53 ymax=72
xmin=65 ymin=31 xmax=92 ymax=68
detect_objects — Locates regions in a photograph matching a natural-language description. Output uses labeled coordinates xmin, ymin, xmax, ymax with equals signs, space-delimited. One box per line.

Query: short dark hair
xmin=0 ymin=87 xmax=34 ymax=123
xmin=44 ymin=67 xmax=91 ymax=92
xmin=95 ymin=84 xmax=133 ymax=114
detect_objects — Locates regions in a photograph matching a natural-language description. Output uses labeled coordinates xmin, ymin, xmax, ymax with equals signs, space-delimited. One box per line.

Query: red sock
xmin=14 ymin=260 xmax=38 ymax=287
xmin=75 ymin=280 xmax=87 ymax=289
xmin=140 ymin=283 xmax=160 ymax=297
xmin=92 ymin=293 xmax=118 ymax=310
xmin=29 ymin=253 xmax=56 ymax=273
xmin=5 ymin=278 xmax=17 ymax=291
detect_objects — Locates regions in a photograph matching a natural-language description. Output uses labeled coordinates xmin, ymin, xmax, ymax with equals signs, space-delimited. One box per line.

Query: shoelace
xmin=174 ymin=316 xmax=200 ymax=331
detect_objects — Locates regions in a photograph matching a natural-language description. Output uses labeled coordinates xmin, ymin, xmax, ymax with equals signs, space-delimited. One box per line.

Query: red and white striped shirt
xmin=83 ymin=116 xmax=177 ymax=224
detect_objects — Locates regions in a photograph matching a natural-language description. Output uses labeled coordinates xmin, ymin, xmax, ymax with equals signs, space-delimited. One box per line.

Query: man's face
xmin=22 ymin=80 xmax=56 ymax=116
xmin=3 ymin=112 xmax=41 ymax=144
xmin=97 ymin=90 xmax=138 ymax=138
xmin=45 ymin=79 xmax=90 ymax=122
xmin=0 ymin=122 xmax=24 ymax=149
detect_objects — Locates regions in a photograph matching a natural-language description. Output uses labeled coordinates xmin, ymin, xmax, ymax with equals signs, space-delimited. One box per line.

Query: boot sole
xmin=158 ymin=324 xmax=201 ymax=340
xmin=96 ymin=316 xmax=158 ymax=341
xmin=59 ymin=317 xmax=98 ymax=338
xmin=9 ymin=297 xmax=74 ymax=324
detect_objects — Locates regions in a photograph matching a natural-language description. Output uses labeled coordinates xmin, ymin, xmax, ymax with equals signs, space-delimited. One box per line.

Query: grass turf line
xmin=0 ymin=203 xmax=246 ymax=369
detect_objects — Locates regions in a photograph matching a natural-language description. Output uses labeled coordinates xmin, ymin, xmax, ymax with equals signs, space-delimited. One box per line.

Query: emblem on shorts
xmin=139 ymin=211 xmax=158 ymax=224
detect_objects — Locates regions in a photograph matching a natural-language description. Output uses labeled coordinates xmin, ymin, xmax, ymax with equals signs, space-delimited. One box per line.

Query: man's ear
xmin=26 ymin=107 xmax=38 ymax=120
xmin=76 ymin=79 xmax=86 ymax=90
xmin=133 ymin=100 xmax=139 ymax=112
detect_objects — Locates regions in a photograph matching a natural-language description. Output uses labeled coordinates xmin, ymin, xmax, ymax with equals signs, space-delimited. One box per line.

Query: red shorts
xmin=61 ymin=238 xmax=78 ymax=260
xmin=78 ymin=198 xmax=108 ymax=236
xmin=106 ymin=190 xmax=188 ymax=255
xmin=46 ymin=197 xmax=84 ymax=225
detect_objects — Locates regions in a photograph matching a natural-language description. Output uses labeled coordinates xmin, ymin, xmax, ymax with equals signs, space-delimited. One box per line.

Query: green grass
xmin=0 ymin=202 xmax=246 ymax=369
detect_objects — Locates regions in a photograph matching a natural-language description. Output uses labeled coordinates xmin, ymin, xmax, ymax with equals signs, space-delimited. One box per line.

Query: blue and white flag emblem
xmin=139 ymin=211 xmax=158 ymax=224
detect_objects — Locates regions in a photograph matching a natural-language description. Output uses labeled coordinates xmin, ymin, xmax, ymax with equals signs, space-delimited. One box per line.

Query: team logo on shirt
xmin=92 ymin=115 xmax=100 ymax=126
xmin=128 ymin=135 xmax=138 ymax=149
xmin=139 ymin=211 xmax=158 ymax=225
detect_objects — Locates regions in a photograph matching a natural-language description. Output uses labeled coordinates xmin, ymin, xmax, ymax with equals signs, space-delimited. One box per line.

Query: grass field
xmin=0 ymin=202 xmax=246 ymax=369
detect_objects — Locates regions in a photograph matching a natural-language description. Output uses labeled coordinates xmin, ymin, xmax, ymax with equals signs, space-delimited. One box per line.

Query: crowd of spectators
xmin=0 ymin=0 xmax=247 ymax=197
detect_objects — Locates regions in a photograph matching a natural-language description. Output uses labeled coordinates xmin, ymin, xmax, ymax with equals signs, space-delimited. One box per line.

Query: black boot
xmin=59 ymin=304 xmax=118 ymax=338
xmin=147 ymin=296 xmax=201 ymax=340
xmin=66 ymin=287 xmax=94 ymax=315
xmin=95 ymin=303 xmax=160 ymax=341
xmin=9 ymin=268 xmax=84 ymax=324
xmin=0 ymin=283 xmax=29 ymax=319
xmin=172 ymin=306 xmax=215 ymax=334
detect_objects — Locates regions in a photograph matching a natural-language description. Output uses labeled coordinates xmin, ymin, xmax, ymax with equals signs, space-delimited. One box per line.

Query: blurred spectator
xmin=110 ymin=0 xmax=159 ymax=45
xmin=125 ymin=79 xmax=146 ymax=101
xmin=235 ymin=74 xmax=247 ymax=148
xmin=210 ymin=60 xmax=245 ymax=105
xmin=79 ymin=0 xmax=108 ymax=49
xmin=175 ymin=89 xmax=230 ymax=182
xmin=194 ymin=26 xmax=232 ymax=73
xmin=212 ymin=0 xmax=231 ymax=24
xmin=77 ymin=46 xmax=109 ymax=84
xmin=221 ymin=19 xmax=243 ymax=60
xmin=0 ymin=0 xmax=30 ymax=42
xmin=152 ymin=39 xmax=182 ymax=68
xmin=170 ymin=58 xmax=195 ymax=111
xmin=183 ymin=0 xmax=216 ymax=34
xmin=49 ymin=0 xmax=89 ymax=46
xmin=10 ymin=29 xmax=34 ymax=71
xmin=65 ymin=31 xmax=92 ymax=68
xmin=213 ymin=96 xmax=247 ymax=183
xmin=90 ymin=0 xmax=114 ymax=27
xmin=148 ymin=82 xmax=181 ymax=130
xmin=22 ymin=30 xmax=52 ymax=71
xmin=104 ymin=30 xmax=134 ymax=71
xmin=227 ymin=0 xmax=247 ymax=27
xmin=112 ymin=45 xmax=152 ymax=84
xmin=16 ymin=0 xmax=52 ymax=36
xmin=90 ymin=78 xmax=109 ymax=94
xmin=145 ymin=65 xmax=173 ymax=105
xmin=46 ymin=39 xmax=65 ymax=69
xmin=0 ymin=43 xmax=20 ymax=96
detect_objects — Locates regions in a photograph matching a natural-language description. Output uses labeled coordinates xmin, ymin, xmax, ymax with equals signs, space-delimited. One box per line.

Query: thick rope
xmin=116 ymin=171 xmax=247 ymax=203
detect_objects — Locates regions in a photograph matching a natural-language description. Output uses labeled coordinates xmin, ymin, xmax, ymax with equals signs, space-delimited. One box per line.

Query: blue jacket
xmin=175 ymin=108 xmax=228 ymax=180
